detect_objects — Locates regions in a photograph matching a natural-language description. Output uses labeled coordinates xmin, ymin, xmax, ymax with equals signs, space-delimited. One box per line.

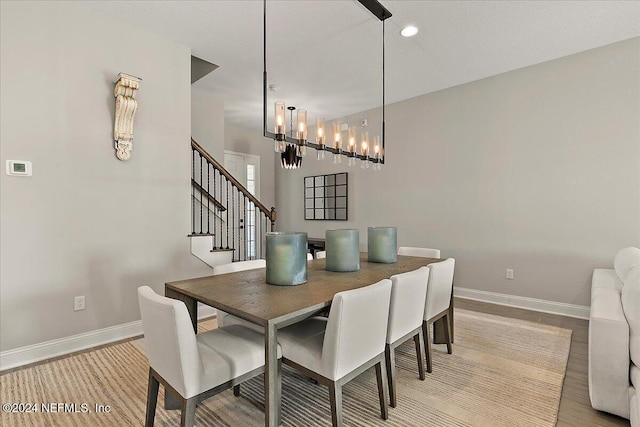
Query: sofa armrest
xmin=589 ymin=287 xmax=630 ymax=419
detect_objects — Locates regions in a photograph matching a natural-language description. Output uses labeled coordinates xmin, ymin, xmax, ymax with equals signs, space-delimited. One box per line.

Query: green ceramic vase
xmin=367 ymin=226 xmax=397 ymax=263
xmin=325 ymin=229 xmax=360 ymax=272
xmin=265 ymin=232 xmax=308 ymax=285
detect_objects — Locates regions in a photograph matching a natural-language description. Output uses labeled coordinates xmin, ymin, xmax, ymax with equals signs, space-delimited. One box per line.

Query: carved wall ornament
xmin=113 ymin=73 xmax=142 ymax=161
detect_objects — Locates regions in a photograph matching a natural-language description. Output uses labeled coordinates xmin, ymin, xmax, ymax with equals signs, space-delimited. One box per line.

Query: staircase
xmin=190 ymin=138 xmax=276 ymax=267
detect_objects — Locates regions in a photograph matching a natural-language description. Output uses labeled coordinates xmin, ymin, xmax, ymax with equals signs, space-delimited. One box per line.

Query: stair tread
xmin=211 ymin=248 xmax=235 ymax=253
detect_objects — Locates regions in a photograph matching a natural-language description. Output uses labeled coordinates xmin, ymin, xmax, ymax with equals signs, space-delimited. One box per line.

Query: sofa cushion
xmin=615 ymin=247 xmax=640 ymax=283
xmin=592 ymin=268 xmax=624 ymax=293
xmin=623 ymin=266 xmax=640 ymax=367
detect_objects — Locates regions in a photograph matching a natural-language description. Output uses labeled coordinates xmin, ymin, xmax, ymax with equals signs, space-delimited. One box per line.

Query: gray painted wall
xmin=276 ymin=38 xmax=640 ymax=307
xmin=192 ymin=86 xmax=225 ymax=162
xmin=0 ymin=1 xmax=212 ymax=351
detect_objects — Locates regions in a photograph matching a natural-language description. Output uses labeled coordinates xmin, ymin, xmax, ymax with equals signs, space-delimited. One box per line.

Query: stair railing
xmin=191 ymin=138 xmax=276 ymax=261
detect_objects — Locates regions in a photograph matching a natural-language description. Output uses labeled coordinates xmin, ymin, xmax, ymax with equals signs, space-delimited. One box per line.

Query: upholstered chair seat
xmin=277 ymin=279 xmax=392 ymax=427
xmin=137 ymin=286 xmax=280 ymax=427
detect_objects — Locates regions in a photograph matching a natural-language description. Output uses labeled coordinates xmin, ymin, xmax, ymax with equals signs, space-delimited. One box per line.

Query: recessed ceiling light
xmin=401 ymin=25 xmax=418 ymax=38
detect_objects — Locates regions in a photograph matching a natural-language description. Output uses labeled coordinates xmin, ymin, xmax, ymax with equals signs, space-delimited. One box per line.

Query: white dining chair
xmin=386 ymin=267 xmax=430 ymax=407
xmin=307 ymin=252 xmax=314 ymax=261
xmin=423 ymin=258 xmax=455 ymax=373
xmin=137 ymin=286 xmax=281 ymax=427
xmin=398 ymin=246 xmax=454 ymax=344
xmin=213 ymin=259 xmax=266 ymax=275
xmin=214 ymin=260 xmax=266 ymax=333
xmin=277 ymin=279 xmax=392 ymax=427
xmin=315 ymin=250 xmax=327 ymax=259
xmin=398 ymin=246 xmax=441 ymax=259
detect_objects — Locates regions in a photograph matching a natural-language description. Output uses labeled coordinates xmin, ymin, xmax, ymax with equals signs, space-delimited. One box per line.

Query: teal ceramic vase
xmin=265 ymin=232 xmax=308 ymax=285
xmin=325 ymin=229 xmax=360 ymax=272
xmin=367 ymin=226 xmax=397 ymax=263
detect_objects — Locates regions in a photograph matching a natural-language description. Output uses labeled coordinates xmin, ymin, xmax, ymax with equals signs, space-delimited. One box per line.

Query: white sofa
xmin=589 ymin=247 xmax=640 ymax=425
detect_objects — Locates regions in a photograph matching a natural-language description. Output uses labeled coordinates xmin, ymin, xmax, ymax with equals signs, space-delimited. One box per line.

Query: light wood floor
xmin=455 ymin=298 xmax=630 ymax=427
xmin=2 ymin=299 xmax=630 ymax=426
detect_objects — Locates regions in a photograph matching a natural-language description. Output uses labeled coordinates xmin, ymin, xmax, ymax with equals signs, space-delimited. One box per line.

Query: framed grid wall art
xmin=304 ymin=172 xmax=348 ymax=221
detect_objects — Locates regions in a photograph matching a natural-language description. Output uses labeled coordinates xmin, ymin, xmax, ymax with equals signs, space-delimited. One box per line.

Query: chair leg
xmin=181 ymin=396 xmax=197 ymax=427
xmin=443 ymin=313 xmax=453 ymax=355
xmin=448 ymin=302 xmax=455 ymax=344
xmin=423 ymin=320 xmax=433 ymax=373
xmin=145 ymin=369 xmax=160 ymax=427
xmin=375 ymin=361 xmax=389 ymax=420
xmin=414 ymin=332 xmax=426 ymax=380
xmin=233 ymin=385 xmax=241 ymax=396
xmin=384 ymin=344 xmax=397 ymax=407
xmin=328 ymin=381 xmax=343 ymax=427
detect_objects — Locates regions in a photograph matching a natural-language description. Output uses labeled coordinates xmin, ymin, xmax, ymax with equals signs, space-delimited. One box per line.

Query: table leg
xmin=164 ymin=287 xmax=198 ymax=410
xmin=265 ymin=322 xmax=281 ymax=427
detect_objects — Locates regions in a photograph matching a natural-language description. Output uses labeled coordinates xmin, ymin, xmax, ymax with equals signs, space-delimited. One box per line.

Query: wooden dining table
xmin=165 ymin=253 xmax=446 ymax=427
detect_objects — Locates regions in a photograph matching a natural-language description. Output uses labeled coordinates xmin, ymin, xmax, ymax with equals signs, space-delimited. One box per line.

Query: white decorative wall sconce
xmin=113 ymin=73 xmax=142 ymax=161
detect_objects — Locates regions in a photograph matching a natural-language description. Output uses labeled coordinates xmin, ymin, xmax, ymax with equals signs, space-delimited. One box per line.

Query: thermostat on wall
xmin=6 ymin=160 xmax=32 ymax=176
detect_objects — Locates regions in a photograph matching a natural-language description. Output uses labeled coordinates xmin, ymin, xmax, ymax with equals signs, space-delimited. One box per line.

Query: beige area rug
xmin=1 ymin=309 xmax=571 ymax=427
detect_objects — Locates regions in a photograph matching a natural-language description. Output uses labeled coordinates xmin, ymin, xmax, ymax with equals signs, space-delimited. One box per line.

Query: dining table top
xmin=165 ymin=253 xmax=441 ymax=327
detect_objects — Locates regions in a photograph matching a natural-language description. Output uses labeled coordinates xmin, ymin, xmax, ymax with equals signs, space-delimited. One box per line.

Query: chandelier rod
xmin=262 ymin=0 xmax=391 ymax=164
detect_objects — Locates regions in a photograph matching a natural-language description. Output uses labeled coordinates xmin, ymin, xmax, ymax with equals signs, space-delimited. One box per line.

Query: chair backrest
xmin=138 ymin=286 xmax=202 ymax=398
xmin=213 ymin=259 xmax=266 ymax=275
xmin=424 ymin=258 xmax=455 ymax=320
xmin=322 ymin=279 xmax=392 ymax=380
xmin=398 ymin=246 xmax=441 ymax=259
xmin=315 ymin=250 xmax=327 ymax=259
xmin=387 ymin=267 xmax=430 ymax=344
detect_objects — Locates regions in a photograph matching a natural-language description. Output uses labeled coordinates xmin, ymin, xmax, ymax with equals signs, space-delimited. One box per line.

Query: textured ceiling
xmin=89 ymin=1 xmax=640 ymax=130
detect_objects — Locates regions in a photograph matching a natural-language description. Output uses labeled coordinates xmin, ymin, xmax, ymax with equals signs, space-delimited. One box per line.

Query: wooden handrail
xmin=191 ymin=138 xmax=276 ymax=224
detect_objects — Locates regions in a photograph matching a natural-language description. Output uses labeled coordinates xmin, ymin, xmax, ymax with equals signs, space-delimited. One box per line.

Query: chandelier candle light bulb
xmin=274 ymin=101 xmax=286 ymax=152
xmin=360 ymin=132 xmax=369 ymax=168
xmin=316 ymin=117 xmax=326 ymax=160
xmin=332 ymin=122 xmax=343 ymax=163
xmin=348 ymin=127 xmax=357 ymax=166
xmin=275 ymin=101 xmax=286 ymax=136
xmin=297 ymin=109 xmax=308 ymax=157
xmin=316 ymin=117 xmax=325 ymax=147
xmin=373 ymin=135 xmax=381 ymax=170
xmin=348 ymin=127 xmax=356 ymax=154
xmin=297 ymin=109 xmax=307 ymax=142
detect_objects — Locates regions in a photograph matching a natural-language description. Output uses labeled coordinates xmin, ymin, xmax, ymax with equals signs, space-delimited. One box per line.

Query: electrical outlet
xmin=74 ymin=296 xmax=86 ymax=311
xmin=506 ymin=269 xmax=514 ymax=280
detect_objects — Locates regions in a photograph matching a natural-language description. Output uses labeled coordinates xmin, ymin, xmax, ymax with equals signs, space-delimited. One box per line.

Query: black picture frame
xmin=304 ymin=172 xmax=348 ymax=221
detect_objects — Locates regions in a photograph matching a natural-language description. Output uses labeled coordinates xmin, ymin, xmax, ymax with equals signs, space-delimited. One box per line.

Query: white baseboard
xmin=454 ymin=286 xmax=590 ymax=320
xmin=1 ymin=307 xmax=218 ymax=372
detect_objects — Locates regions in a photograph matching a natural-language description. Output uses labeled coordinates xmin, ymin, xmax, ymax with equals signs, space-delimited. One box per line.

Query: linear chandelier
xmin=262 ymin=0 xmax=392 ymax=170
